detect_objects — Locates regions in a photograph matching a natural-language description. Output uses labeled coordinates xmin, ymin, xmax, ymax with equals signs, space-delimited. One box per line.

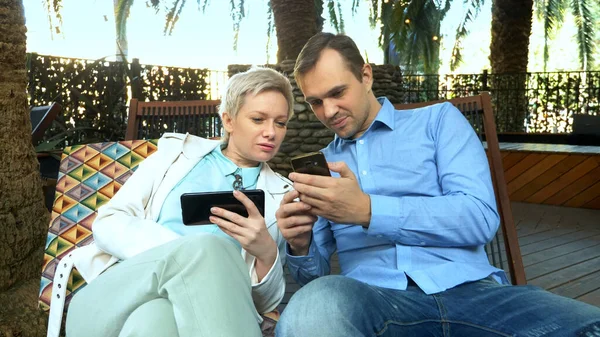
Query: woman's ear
xmin=222 ymin=112 xmax=234 ymax=134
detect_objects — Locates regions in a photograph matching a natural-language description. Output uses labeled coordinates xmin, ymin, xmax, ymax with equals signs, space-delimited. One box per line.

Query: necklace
xmin=227 ymin=167 xmax=260 ymax=191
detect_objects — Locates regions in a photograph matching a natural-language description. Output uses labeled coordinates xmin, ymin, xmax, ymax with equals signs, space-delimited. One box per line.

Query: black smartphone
xmin=180 ymin=189 xmax=265 ymax=225
xmin=290 ymin=151 xmax=331 ymax=176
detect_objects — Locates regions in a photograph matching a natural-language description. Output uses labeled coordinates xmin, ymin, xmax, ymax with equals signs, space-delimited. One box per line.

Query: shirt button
xmin=308 ymin=258 xmax=313 ymax=262
xmin=377 ymin=235 xmax=383 ymax=238
xmin=420 ymin=241 xmax=426 ymax=245
xmin=359 ymin=140 xmax=364 ymax=145
xmin=362 ymin=170 xmax=367 ymax=175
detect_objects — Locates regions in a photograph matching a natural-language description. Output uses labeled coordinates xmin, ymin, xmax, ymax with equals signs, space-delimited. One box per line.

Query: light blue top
xmin=286 ymin=97 xmax=509 ymax=294
xmin=157 ymin=145 xmax=262 ymax=248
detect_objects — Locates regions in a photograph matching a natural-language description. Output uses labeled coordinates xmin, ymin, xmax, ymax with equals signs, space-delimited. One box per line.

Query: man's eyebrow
xmin=306 ymin=85 xmax=347 ymax=102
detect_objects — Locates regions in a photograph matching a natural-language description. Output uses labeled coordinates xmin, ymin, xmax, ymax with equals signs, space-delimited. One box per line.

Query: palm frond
xmin=438 ymin=0 xmax=453 ymax=20
xmin=351 ymin=0 xmax=361 ymax=14
xmin=450 ymin=0 xmax=485 ymax=71
xmin=326 ymin=0 xmax=344 ymax=34
xmin=266 ymin=1 xmax=275 ymax=62
xmin=337 ymin=1 xmax=345 ymax=34
xmin=571 ymin=0 xmax=597 ymax=70
xmin=43 ymin=0 xmax=64 ymax=39
xmin=115 ymin=0 xmax=134 ymax=45
xmin=197 ymin=0 xmax=210 ymax=12
xmin=368 ymin=0 xmax=380 ymax=28
xmin=538 ymin=0 xmax=566 ymax=71
xmin=230 ymin=0 xmax=246 ymax=51
xmin=163 ymin=0 xmax=186 ymax=35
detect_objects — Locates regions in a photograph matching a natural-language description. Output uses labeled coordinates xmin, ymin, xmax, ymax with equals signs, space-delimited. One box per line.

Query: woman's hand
xmin=209 ymin=190 xmax=277 ymax=281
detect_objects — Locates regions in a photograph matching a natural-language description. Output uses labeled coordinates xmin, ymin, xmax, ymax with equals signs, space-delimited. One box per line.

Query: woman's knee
xmin=119 ymin=299 xmax=178 ymax=337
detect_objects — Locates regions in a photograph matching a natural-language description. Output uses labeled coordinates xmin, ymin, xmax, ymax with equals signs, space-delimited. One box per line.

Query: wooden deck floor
xmin=281 ymin=201 xmax=600 ymax=310
xmin=511 ymin=201 xmax=600 ymax=307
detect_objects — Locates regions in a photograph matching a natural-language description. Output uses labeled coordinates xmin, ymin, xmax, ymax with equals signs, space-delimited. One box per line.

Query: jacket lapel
xmin=149 ymin=133 xmax=221 ymax=219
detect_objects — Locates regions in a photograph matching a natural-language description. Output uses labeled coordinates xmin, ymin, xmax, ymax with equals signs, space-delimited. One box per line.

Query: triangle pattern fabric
xmin=65 ymin=184 xmax=94 ymax=202
xmin=70 ymin=146 xmax=100 ymax=163
xmin=132 ymin=141 xmax=158 ymax=158
xmin=39 ymin=140 xmax=158 ymax=311
xmin=99 ymin=142 xmax=131 ymax=160
xmin=59 ymin=157 xmax=82 ymax=175
xmin=100 ymin=162 xmax=129 ymax=181
xmin=55 ymin=175 xmax=81 ymax=195
xmin=99 ymin=181 xmax=122 ymax=199
xmin=86 ymin=153 xmax=113 ymax=171
xmin=68 ymin=164 xmax=96 ymax=182
xmin=82 ymin=171 xmax=112 ymax=190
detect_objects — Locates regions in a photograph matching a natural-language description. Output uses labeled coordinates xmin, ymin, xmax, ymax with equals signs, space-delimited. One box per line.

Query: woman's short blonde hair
xmin=218 ymin=67 xmax=294 ymax=144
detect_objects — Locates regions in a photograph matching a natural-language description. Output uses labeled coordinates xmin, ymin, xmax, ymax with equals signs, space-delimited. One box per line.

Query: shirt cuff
xmin=251 ymin=249 xmax=281 ymax=288
xmin=285 ymin=240 xmax=319 ymax=271
xmin=367 ymin=194 xmax=401 ymax=237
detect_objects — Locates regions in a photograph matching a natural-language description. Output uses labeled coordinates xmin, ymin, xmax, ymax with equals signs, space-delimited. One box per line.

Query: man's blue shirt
xmin=286 ymin=97 xmax=509 ymax=294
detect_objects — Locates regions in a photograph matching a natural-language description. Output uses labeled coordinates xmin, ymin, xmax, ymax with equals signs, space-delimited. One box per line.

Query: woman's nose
xmin=263 ymin=123 xmax=276 ymax=138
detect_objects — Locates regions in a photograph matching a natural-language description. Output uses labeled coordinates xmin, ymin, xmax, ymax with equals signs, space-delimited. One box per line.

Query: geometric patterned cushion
xmin=38 ymin=140 xmax=158 ymax=311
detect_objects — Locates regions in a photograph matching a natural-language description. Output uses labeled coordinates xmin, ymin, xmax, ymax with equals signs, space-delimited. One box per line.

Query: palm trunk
xmin=489 ymin=0 xmax=534 ymax=132
xmin=271 ymin=0 xmax=319 ymax=62
xmin=0 ymin=0 xmax=51 ymax=333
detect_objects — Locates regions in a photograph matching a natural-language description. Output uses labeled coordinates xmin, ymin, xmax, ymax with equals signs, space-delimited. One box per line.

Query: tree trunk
xmin=489 ymin=0 xmax=534 ymax=132
xmin=0 ymin=0 xmax=50 ymax=333
xmin=490 ymin=0 xmax=533 ymax=73
xmin=271 ymin=0 xmax=319 ymax=63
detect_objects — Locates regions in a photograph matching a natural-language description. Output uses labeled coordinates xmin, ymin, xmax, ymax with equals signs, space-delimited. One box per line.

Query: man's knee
xmin=277 ymin=275 xmax=369 ymax=335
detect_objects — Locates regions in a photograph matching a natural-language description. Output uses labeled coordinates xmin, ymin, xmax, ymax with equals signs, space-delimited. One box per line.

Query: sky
xmin=24 ymin=0 xmax=383 ymax=70
xmin=23 ymin=0 xmax=586 ymax=73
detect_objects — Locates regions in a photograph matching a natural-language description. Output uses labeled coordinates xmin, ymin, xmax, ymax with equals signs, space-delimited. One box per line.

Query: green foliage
xmin=26 ymin=53 xmax=216 ymax=146
xmin=535 ymin=0 xmax=598 ymax=70
xmin=450 ymin=0 xmax=485 ymax=71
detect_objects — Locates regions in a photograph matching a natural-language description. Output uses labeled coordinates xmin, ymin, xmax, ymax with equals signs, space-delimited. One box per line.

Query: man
xmin=275 ymin=32 xmax=600 ymax=337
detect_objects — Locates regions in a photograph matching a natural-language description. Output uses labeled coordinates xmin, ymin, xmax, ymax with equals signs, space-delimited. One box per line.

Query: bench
xmin=125 ymin=99 xmax=222 ymax=140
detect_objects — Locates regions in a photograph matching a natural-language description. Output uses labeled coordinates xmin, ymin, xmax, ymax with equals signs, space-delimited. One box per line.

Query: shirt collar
xmin=214 ymin=145 xmax=262 ymax=178
xmin=333 ymin=97 xmax=396 ymax=146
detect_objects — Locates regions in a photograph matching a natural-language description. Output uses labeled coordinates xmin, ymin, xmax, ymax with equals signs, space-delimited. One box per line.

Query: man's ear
xmin=222 ymin=112 xmax=234 ymax=133
xmin=362 ymin=63 xmax=374 ymax=92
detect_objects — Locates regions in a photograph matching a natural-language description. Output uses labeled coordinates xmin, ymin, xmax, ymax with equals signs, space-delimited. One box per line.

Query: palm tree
xmin=0 ymin=0 xmax=51 ymax=335
xmin=360 ymin=0 xmax=485 ymax=74
xmin=489 ymin=0 xmax=534 ymax=132
xmin=490 ymin=0 xmax=534 ymax=74
xmin=535 ymin=0 xmax=598 ymax=71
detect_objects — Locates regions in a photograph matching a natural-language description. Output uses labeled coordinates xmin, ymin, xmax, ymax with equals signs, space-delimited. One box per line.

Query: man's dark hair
xmin=294 ymin=32 xmax=365 ymax=83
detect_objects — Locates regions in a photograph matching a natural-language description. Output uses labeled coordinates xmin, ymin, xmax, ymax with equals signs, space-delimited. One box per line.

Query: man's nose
xmin=323 ymin=99 xmax=339 ymax=119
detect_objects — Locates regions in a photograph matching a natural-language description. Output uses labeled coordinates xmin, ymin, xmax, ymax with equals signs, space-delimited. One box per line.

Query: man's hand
xmin=210 ymin=190 xmax=277 ymax=281
xmin=290 ymin=162 xmax=371 ymax=227
xmin=275 ymin=190 xmax=317 ymax=256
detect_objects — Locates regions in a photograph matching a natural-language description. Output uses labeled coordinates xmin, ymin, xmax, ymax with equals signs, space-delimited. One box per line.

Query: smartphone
xmin=180 ymin=189 xmax=265 ymax=225
xmin=290 ymin=151 xmax=331 ymax=176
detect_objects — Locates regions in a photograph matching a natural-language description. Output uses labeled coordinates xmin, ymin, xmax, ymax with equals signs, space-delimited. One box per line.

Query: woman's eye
xmin=251 ymin=118 xmax=263 ymax=123
xmin=276 ymin=121 xmax=287 ymax=127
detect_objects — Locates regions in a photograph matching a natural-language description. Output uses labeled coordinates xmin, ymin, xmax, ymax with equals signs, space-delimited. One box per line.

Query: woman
xmin=64 ymin=67 xmax=294 ymax=337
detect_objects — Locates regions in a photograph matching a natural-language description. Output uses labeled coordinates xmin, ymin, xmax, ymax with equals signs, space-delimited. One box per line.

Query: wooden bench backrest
xmin=394 ymin=93 xmax=526 ymax=285
xmin=125 ymin=99 xmax=222 ymax=140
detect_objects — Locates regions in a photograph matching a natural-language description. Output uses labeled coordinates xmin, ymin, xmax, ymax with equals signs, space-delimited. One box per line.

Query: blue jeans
xmin=276 ymin=275 xmax=600 ymax=337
